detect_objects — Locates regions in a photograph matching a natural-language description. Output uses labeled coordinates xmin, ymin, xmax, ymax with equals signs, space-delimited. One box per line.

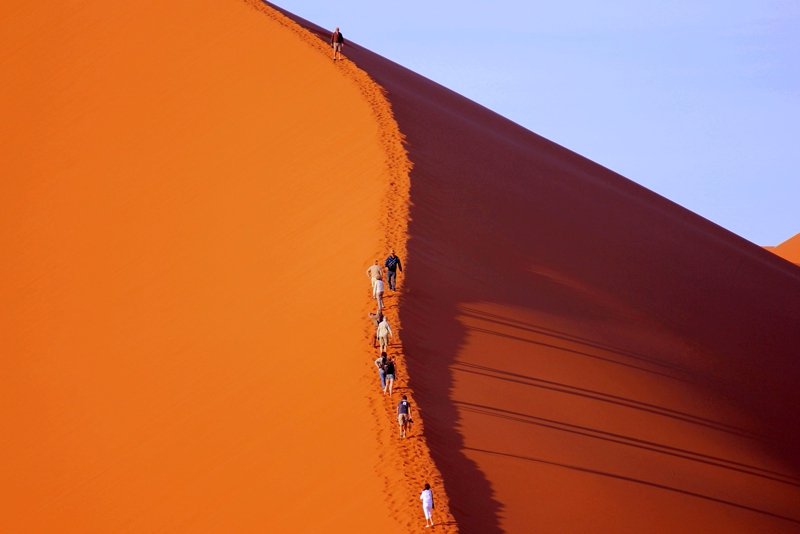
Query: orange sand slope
xmin=272 ymin=4 xmax=800 ymax=533
xmin=0 ymin=2 xmax=415 ymax=532
xmin=767 ymin=233 xmax=800 ymax=266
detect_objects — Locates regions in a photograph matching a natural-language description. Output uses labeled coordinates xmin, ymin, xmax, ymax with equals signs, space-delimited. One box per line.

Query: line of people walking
xmin=364 ymin=249 xmax=436 ymax=528
xmin=367 ymin=250 xmax=402 ymax=395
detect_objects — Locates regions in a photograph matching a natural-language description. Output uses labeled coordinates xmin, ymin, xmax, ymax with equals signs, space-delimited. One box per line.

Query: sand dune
xmin=0 ymin=1 xmax=431 ymax=531
xmin=271 ymin=4 xmax=800 ymax=533
xmin=766 ymin=233 xmax=800 ymax=266
xmin=5 ymin=0 xmax=800 ymax=532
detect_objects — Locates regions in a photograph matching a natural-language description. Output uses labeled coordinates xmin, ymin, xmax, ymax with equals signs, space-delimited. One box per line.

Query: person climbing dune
xmin=373 ymin=276 xmax=385 ymax=313
xmin=383 ymin=356 xmax=396 ymax=396
xmin=420 ymin=483 xmax=435 ymax=528
xmin=397 ymin=395 xmax=412 ymax=438
xmin=331 ymin=27 xmax=344 ymax=60
xmin=384 ymin=249 xmax=402 ymax=291
xmin=374 ymin=351 xmax=388 ymax=390
xmin=366 ymin=259 xmax=382 ymax=294
xmin=376 ymin=315 xmax=392 ymax=352
xmin=368 ymin=311 xmax=383 ymax=347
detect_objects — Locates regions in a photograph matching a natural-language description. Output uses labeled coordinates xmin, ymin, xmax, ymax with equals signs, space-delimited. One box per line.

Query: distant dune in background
xmin=765 ymin=233 xmax=800 ymax=266
xmin=3 ymin=0 xmax=799 ymax=532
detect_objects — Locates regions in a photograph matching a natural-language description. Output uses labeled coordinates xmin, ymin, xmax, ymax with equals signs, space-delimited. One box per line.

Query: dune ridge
xmin=1 ymin=1 xmax=455 ymax=531
xmin=249 ymin=2 xmax=457 ymax=531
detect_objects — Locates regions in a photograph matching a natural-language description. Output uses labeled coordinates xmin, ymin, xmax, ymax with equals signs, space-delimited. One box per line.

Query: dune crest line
xmin=246 ymin=2 xmax=458 ymax=531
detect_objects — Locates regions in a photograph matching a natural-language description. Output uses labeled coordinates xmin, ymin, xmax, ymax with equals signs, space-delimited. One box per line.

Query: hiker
xmin=384 ymin=250 xmax=403 ymax=291
xmin=383 ymin=356 xmax=396 ymax=396
xmin=420 ymin=483 xmax=435 ymax=528
xmin=331 ymin=27 xmax=344 ymax=60
xmin=368 ymin=311 xmax=383 ymax=347
xmin=374 ymin=351 xmax=388 ymax=390
xmin=397 ymin=394 xmax=411 ymax=438
xmin=366 ymin=260 xmax=382 ymax=293
xmin=376 ymin=315 xmax=392 ymax=351
xmin=373 ymin=277 xmax=385 ymax=312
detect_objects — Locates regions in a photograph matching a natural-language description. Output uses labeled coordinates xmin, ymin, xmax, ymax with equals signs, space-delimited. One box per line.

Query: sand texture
xmin=4 ymin=0 xmax=800 ymax=532
xmin=1 ymin=1 xmax=441 ymax=531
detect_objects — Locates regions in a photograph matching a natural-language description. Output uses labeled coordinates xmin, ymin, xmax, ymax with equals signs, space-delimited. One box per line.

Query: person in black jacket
xmin=331 ymin=27 xmax=344 ymax=60
xmin=384 ymin=250 xmax=403 ymax=291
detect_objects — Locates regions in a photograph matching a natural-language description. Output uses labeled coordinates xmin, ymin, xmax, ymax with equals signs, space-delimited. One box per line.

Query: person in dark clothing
xmin=384 ymin=250 xmax=403 ymax=291
xmin=383 ymin=356 xmax=396 ymax=396
xmin=397 ymin=395 xmax=412 ymax=439
xmin=331 ymin=27 xmax=344 ymax=60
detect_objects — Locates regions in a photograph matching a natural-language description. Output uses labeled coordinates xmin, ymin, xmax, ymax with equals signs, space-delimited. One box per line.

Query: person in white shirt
xmin=376 ymin=316 xmax=392 ymax=351
xmin=373 ymin=278 xmax=385 ymax=312
xmin=420 ymin=483 xmax=434 ymax=528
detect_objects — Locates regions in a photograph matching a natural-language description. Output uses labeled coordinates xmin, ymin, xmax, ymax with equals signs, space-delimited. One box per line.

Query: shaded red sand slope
xmin=273 ymin=5 xmax=800 ymax=532
xmin=767 ymin=233 xmax=800 ymax=266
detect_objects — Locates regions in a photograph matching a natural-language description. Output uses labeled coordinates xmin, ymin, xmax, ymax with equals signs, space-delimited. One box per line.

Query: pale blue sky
xmin=277 ymin=1 xmax=799 ymax=245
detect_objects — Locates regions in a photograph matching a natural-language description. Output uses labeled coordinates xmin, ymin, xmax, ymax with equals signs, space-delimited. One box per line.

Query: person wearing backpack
xmin=331 ymin=27 xmax=344 ymax=60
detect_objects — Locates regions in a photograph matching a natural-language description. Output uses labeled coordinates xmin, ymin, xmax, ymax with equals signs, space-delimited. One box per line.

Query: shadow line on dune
xmin=464 ymin=324 xmax=687 ymax=382
xmin=457 ymin=401 xmax=800 ymax=487
xmin=453 ymin=362 xmax=763 ymax=441
xmin=397 ymin=294 xmax=505 ymax=534
xmin=461 ymin=307 xmax=691 ymax=374
xmin=465 ymin=447 xmax=800 ymax=526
